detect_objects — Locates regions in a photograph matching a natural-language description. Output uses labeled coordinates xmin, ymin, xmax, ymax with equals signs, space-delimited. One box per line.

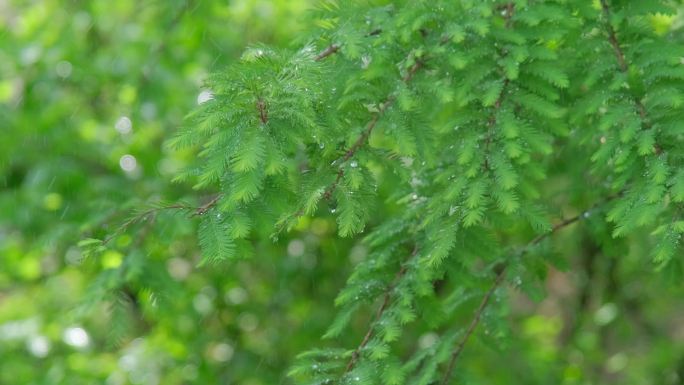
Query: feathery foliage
xmin=3 ymin=0 xmax=684 ymax=383
xmin=167 ymin=1 xmax=684 ymax=383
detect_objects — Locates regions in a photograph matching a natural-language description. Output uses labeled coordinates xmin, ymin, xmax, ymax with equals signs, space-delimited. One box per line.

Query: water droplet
xmin=350 ymin=160 xmax=358 ymax=168
xmin=319 ymin=143 xmax=325 ymax=149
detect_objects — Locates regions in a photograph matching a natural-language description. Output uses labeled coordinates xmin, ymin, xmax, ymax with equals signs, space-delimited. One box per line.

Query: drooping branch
xmin=439 ymin=269 xmax=506 ymax=385
xmin=599 ymin=0 xmax=628 ymax=73
xmin=343 ymin=246 xmax=419 ymax=374
xmin=439 ymin=196 xmax=620 ymax=384
xmin=599 ymin=0 xmax=649 ymax=125
xmin=483 ymin=3 xmax=515 ymax=171
xmin=321 ymin=60 xmax=423 ymax=201
xmin=100 ymin=196 xmax=221 ymax=245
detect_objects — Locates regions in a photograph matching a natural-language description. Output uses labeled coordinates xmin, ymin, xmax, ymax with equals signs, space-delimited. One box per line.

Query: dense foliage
xmin=2 ymin=0 xmax=684 ymax=384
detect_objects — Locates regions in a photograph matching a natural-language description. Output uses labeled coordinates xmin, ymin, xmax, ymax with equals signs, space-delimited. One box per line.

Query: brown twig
xmin=314 ymin=26 xmax=383 ymax=62
xmin=192 ymin=194 xmax=223 ymax=216
xmin=256 ymin=98 xmax=268 ymax=124
xmin=599 ymin=0 xmax=628 ymax=73
xmin=315 ymin=44 xmax=340 ymax=61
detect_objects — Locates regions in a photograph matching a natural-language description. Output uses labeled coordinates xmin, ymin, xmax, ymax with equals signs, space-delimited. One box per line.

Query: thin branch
xmin=599 ymin=0 xmax=628 ymax=73
xmin=483 ymin=3 xmax=515 ymax=171
xmin=343 ymin=246 xmax=419 ymax=374
xmin=314 ymin=26 xmax=383 ymax=62
xmin=102 ymin=203 xmax=192 ymax=245
xmin=439 ymin=195 xmax=621 ymax=384
xmin=192 ymin=194 xmax=223 ymax=216
xmin=100 ymin=194 xmax=224 ymax=245
xmin=315 ymin=44 xmax=340 ymax=61
xmin=253 ymin=43 xmax=337 ymax=139
xmin=322 ymin=59 xmax=423 ymax=201
xmin=256 ymin=98 xmax=268 ymax=124
xmin=599 ymin=0 xmax=649 ymax=124
xmin=439 ymin=268 xmax=506 ymax=385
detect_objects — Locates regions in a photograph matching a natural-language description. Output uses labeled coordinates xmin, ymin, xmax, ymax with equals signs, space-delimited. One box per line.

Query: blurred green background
xmin=2 ymin=1 xmax=684 ymax=385
xmin=0 ymin=1 xmax=345 ymax=384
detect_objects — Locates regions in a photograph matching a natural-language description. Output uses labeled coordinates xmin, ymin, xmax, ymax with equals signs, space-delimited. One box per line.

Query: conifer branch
xmin=439 ymin=268 xmax=506 ymax=385
xmin=102 ymin=203 xmax=193 ymax=245
xmin=343 ymin=246 xmax=419 ymax=374
xmin=193 ymin=194 xmax=223 ymax=216
xmin=483 ymin=3 xmax=515 ymax=171
xmin=272 ymin=54 xmax=424 ymax=224
xmin=599 ymin=0 xmax=628 ymax=74
xmin=599 ymin=0 xmax=650 ymax=125
xmin=313 ymin=30 xmax=381 ymax=62
xmin=315 ymin=44 xmax=340 ymax=61
xmin=322 ymin=59 xmax=423 ymax=202
xmin=439 ymin=196 xmax=620 ymax=384
xmin=100 ymin=195 xmax=223 ymax=245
